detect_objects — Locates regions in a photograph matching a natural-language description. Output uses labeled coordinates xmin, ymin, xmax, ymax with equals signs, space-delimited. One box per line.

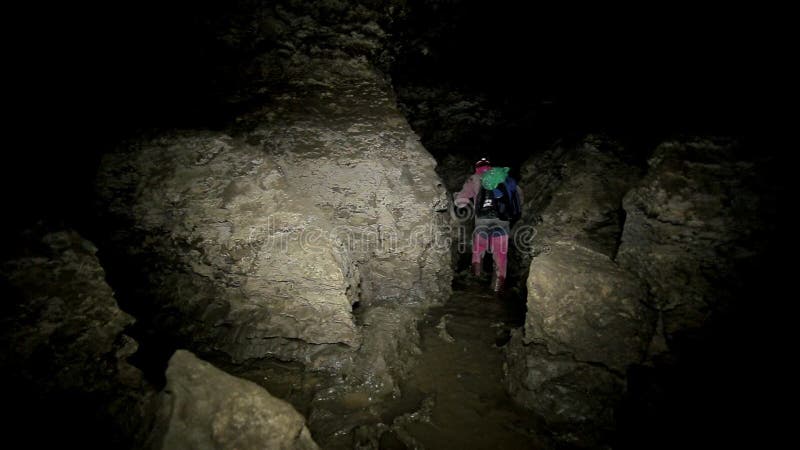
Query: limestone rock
xmin=524 ymin=243 xmax=654 ymax=372
xmin=506 ymin=136 xmax=777 ymax=446
xmin=148 ymin=350 xmax=318 ymax=450
xmin=504 ymin=137 xmax=650 ymax=446
xmin=617 ymin=138 xmax=775 ymax=338
xmin=505 ymin=332 xmax=622 ymax=447
xmin=513 ymin=136 xmax=642 ymax=261
xmin=0 ymin=229 xmax=151 ymax=446
xmin=1 ymin=230 xmax=136 ymax=389
xmin=96 ymin=56 xmax=451 ymax=370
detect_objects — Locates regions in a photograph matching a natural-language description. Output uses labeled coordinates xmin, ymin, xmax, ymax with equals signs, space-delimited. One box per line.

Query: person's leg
xmin=489 ymin=232 xmax=509 ymax=291
xmin=472 ymin=230 xmax=489 ymax=276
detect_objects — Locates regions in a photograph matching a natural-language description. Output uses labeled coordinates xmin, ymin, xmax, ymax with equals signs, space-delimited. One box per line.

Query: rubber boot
xmin=472 ymin=262 xmax=482 ymax=277
xmin=492 ymin=275 xmax=506 ymax=295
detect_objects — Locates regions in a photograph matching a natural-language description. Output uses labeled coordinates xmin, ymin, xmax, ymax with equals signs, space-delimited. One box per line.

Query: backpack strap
xmin=502 ymin=177 xmax=521 ymax=219
xmin=504 ymin=176 xmax=517 ymax=193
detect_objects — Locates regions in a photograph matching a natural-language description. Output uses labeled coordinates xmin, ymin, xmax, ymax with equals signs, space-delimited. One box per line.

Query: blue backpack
xmin=476 ymin=177 xmax=521 ymax=221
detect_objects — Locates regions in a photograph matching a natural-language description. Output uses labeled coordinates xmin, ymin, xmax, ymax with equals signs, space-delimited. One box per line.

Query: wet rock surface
xmin=147 ymin=350 xmax=318 ymax=450
xmin=510 ymin=137 xmax=643 ymax=280
xmin=504 ymin=136 xmax=778 ymax=447
xmin=501 ymin=137 xmax=649 ymax=446
xmin=222 ymin=283 xmax=547 ymax=449
xmin=0 ymin=229 xmax=153 ymax=448
xmin=617 ymin=138 xmax=776 ymax=340
xmin=522 ymin=243 xmax=654 ymax=373
xmin=96 ymin=17 xmax=451 ymax=381
xmin=504 ymin=332 xmax=623 ymax=446
xmin=88 ymin=3 xmax=462 ymax=446
xmin=611 ymin=138 xmax=781 ymax=447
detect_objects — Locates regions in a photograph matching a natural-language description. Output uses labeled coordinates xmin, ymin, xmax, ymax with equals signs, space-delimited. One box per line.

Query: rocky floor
xmin=219 ymin=274 xmax=549 ymax=450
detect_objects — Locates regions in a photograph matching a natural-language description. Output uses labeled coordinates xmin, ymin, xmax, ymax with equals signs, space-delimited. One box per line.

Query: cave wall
xmin=0 ymin=230 xmax=153 ymax=448
xmin=95 ymin=1 xmax=452 ymax=379
xmin=503 ymin=136 xmax=650 ymax=445
xmin=504 ymin=137 xmax=777 ymax=446
xmin=0 ymin=229 xmax=325 ymax=449
xmin=616 ymin=139 xmax=775 ymax=340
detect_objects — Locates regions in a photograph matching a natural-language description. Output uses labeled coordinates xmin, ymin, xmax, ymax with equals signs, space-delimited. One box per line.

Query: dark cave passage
xmin=2 ymin=1 xmax=785 ymax=450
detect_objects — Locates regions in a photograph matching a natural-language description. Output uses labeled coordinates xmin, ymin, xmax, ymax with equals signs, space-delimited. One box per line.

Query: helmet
xmin=474 ymin=157 xmax=491 ymax=169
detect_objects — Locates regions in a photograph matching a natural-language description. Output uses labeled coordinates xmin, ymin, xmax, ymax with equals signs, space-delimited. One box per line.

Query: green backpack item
xmin=480 ymin=167 xmax=510 ymax=190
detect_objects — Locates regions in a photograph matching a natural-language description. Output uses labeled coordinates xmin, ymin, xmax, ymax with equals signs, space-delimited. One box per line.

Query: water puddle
xmin=387 ymin=284 xmax=546 ymax=450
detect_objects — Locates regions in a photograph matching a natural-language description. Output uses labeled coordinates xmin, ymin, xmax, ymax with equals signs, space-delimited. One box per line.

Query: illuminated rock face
xmin=148 ymin=350 xmax=319 ymax=450
xmin=522 ymin=243 xmax=654 ymax=373
xmin=505 ymin=137 xmax=774 ymax=445
xmin=96 ymin=56 xmax=451 ymax=371
xmin=505 ymin=241 xmax=654 ymax=444
xmin=509 ymin=138 xmax=643 ymax=279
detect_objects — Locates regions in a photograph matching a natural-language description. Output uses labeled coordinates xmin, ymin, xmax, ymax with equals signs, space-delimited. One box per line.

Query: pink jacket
xmin=454 ymin=172 xmax=484 ymax=208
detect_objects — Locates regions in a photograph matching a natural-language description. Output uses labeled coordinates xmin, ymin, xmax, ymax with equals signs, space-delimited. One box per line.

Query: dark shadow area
xmin=3 ymin=387 xmax=125 ymax=449
xmin=391 ymin=0 xmax=772 ymax=167
xmin=96 ymin=246 xmax=187 ymax=389
xmin=6 ymin=1 xmax=262 ymax=240
xmin=616 ymin=235 xmax=786 ymax=449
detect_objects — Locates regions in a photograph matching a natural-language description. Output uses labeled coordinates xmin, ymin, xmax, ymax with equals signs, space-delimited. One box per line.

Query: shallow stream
xmin=221 ymin=277 xmax=547 ymax=449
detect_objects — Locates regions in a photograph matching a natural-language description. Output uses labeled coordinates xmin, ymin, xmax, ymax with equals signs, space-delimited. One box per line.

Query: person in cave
xmin=454 ymin=157 xmax=523 ymax=293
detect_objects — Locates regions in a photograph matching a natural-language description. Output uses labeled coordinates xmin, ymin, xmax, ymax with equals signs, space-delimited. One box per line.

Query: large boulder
xmin=524 ymin=243 xmax=654 ymax=373
xmin=506 ymin=240 xmax=654 ymax=446
xmin=617 ymin=138 xmax=775 ymax=340
xmin=504 ymin=137 xmax=652 ymax=446
xmin=0 ymin=229 xmax=151 ymax=447
xmin=96 ymin=55 xmax=451 ymax=371
xmin=506 ymin=136 xmax=777 ymax=446
xmin=611 ymin=139 xmax=779 ymax=447
xmin=148 ymin=350 xmax=318 ymax=450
